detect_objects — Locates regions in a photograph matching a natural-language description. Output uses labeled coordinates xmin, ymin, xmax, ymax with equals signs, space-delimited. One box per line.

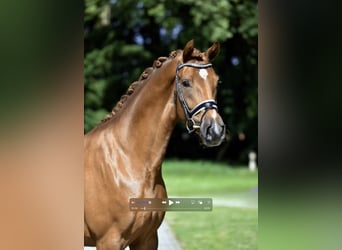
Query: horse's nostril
xmin=206 ymin=125 xmax=212 ymax=135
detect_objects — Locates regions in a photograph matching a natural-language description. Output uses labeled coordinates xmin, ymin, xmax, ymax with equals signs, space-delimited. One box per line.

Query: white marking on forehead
xmin=199 ymin=69 xmax=208 ymax=80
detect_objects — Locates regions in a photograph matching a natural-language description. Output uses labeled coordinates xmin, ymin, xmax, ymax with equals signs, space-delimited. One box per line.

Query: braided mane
xmin=100 ymin=48 xmax=205 ymax=123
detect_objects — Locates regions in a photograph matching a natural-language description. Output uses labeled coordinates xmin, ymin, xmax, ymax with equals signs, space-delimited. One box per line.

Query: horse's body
xmin=84 ymin=40 xmax=225 ymax=249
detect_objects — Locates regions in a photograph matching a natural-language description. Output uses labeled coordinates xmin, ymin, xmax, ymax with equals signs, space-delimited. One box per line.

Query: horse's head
xmin=175 ymin=39 xmax=226 ymax=147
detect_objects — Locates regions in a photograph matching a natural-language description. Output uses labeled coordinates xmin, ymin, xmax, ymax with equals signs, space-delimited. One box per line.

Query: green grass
xmin=166 ymin=207 xmax=257 ymax=250
xmin=162 ymin=160 xmax=258 ymax=250
xmin=162 ymin=160 xmax=258 ymax=196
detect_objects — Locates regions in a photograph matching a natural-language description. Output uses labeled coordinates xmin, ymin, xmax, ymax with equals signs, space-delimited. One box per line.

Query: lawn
xmin=162 ymin=160 xmax=258 ymax=250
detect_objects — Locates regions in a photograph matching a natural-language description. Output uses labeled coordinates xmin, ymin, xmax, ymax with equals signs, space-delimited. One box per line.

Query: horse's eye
xmin=182 ymin=80 xmax=191 ymax=87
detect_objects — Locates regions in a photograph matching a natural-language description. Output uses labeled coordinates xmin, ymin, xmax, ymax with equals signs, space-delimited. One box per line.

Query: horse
xmin=84 ymin=39 xmax=226 ymax=250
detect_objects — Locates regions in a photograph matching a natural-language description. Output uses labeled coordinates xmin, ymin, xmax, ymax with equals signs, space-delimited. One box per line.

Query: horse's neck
xmin=111 ymin=59 xmax=178 ymax=172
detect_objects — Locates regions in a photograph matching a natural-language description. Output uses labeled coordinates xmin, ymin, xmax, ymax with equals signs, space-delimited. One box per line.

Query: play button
xmin=168 ymin=200 xmax=174 ymax=206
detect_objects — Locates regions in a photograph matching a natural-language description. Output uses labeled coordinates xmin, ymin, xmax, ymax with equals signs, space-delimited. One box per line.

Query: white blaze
xmin=199 ymin=69 xmax=208 ymax=80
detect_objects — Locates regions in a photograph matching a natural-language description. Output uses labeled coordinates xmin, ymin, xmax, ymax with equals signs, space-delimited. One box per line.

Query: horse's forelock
xmin=191 ymin=49 xmax=206 ymax=61
xmin=181 ymin=48 xmax=207 ymax=63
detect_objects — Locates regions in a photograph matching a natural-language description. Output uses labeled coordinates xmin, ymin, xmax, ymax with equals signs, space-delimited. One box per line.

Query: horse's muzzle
xmin=200 ymin=112 xmax=226 ymax=147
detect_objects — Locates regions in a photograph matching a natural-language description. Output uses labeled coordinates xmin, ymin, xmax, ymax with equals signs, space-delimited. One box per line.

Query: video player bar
xmin=129 ymin=198 xmax=212 ymax=211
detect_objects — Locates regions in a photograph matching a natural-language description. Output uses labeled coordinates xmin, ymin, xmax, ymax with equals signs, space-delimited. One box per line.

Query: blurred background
xmin=84 ymin=0 xmax=258 ymax=165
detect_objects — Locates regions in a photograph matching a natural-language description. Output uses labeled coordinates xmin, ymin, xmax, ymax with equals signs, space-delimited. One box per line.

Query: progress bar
xmin=129 ymin=198 xmax=212 ymax=211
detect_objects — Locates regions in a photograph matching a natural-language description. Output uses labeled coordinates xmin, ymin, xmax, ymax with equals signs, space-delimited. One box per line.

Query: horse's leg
xmin=96 ymin=229 xmax=123 ymax=250
xmin=129 ymin=231 xmax=158 ymax=250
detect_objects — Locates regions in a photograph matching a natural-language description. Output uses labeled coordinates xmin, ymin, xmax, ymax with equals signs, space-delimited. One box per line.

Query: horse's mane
xmin=100 ymin=48 xmax=205 ymax=123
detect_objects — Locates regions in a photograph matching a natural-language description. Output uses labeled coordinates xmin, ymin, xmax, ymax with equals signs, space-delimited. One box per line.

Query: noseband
xmin=175 ymin=62 xmax=218 ymax=133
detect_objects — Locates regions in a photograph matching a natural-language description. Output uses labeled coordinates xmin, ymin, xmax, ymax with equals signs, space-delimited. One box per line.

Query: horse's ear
xmin=206 ymin=41 xmax=220 ymax=61
xmin=183 ymin=39 xmax=195 ymax=62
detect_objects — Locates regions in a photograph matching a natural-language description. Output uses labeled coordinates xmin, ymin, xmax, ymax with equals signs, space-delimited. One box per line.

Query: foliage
xmin=84 ymin=0 xmax=258 ymax=163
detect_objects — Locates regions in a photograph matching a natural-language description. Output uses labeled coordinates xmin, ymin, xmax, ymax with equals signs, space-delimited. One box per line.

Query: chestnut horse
xmin=84 ymin=40 xmax=226 ymax=249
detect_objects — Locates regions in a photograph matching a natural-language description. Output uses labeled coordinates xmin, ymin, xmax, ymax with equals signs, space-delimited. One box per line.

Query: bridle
xmin=175 ymin=62 xmax=218 ymax=133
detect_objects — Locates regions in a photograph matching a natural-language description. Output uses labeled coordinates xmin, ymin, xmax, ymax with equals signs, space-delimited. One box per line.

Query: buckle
xmin=186 ymin=119 xmax=200 ymax=133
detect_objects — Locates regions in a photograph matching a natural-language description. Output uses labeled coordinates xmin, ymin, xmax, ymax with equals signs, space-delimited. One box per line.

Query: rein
xmin=175 ymin=62 xmax=218 ymax=133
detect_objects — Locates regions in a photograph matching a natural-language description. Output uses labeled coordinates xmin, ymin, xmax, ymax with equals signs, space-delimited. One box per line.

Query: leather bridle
xmin=175 ymin=62 xmax=218 ymax=133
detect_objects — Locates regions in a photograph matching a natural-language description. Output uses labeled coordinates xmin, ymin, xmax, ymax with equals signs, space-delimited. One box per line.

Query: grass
xmin=162 ymin=160 xmax=258 ymax=196
xmin=166 ymin=207 xmax=257 ymax=250
xmin=162 ymin=160 xmax=258 ymax=250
